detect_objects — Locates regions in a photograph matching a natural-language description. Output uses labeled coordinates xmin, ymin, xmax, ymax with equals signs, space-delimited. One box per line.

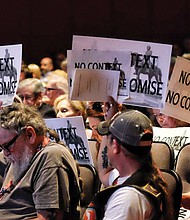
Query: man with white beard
xmin=0 ymin=103 xmax=81 ymax=220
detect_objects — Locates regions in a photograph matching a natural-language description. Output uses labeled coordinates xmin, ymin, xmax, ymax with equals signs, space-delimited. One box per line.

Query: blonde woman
xmin=54 ymin=94 xmax=87 ymax=122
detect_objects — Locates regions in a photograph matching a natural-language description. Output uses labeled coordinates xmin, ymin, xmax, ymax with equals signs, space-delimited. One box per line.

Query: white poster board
xmin=0 ymin=44 xmax=22 ymax=106
xmin=71 ymin=69 xmax=120 ymax=102
xmin=67 ymin=49 xmax=131 ymax=103
xmin=72 ymin=35 xmax=172 ymax=109
xmin=153 ymin=126 xmax=190 ymax=157
xmin=178 ymin=207 xmax=190 ymax=220
xmin=45 ymin=116 xmax=94 ymax=165
xmin=162 ymin=56 xmax=190 ymax=123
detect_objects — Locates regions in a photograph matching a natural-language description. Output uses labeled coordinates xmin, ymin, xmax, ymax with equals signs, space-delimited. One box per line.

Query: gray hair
xmin=0 ymin=103 xmax=47 ymax=135
xmin=18 ymin=78 xmax=44 ymax=94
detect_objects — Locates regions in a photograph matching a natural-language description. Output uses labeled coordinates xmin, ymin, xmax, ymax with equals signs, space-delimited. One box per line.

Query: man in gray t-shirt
xmin=0 ymin=103 xmax=81 ymax=220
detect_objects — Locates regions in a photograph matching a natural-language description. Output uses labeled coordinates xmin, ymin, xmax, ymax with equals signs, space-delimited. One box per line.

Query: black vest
xmin=83 ymin=170 xmax=163 ymax=220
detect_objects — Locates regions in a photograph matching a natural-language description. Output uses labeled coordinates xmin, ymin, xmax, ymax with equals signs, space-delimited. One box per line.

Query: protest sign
xmin=162 ymin=56 xmax=190 ymax=123
xmin=153 ymin=126 xmax=190 ymax=157
xmin=0 ymin=44 xmax=22 ymax=106
xmin=178 ymin=207 xmax=190 ymax=220
xmin=67 ymin=49 xmax=131 ymax=103
xmin=45 ymin=116 xmax=94 ymax=165
xmin=71 ymin=69 xmax=120 ymax=101
xmin=72 ymin=35 xmax=172 ymax=109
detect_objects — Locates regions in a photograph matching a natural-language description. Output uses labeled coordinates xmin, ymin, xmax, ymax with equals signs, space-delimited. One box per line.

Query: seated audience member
xmin=86 ymin=108 xmax=105 ymax=162
xmin=83 ymin=97 xmax=174 ymax=219
xmin=86 ymin=108 xmax=104 ymax=144
xmin=0 ymin=103 xmax=81 ymax=219
xmin=101 ymin=96 xmax=150 ymax=120
xmin=54 ymin=94 xmax=87 ymax=122
xmin=87 ymin=102 xmax=104 ymax=113
xmin=0 ymin=95 xmax=22 ymax=187
xmin=172 ymin=43 xmax=183 ymax=57
xmin=40 ymin=56 xmax=54 ymax=77
xmin=54 ymin=51 xmax=66 ymax=70
xmin=28 ymin=63 xmax=41 ymax=79
xmin=42 ymin=76 xmax=68 ymax=106
xmin=46 ymin=69 xmax=68 ymax=81
xmin=20 ymin=66 xmax=33 ymax=82
xmin=17 ymin=78 xmax=56 ymax=118
xmin=151 ymin=108 xmax=190 ymax=128
xmin=60 ymin=58 xmax=67 ymax=72
xmin=40 ymin=56 xmax=54 ymax=85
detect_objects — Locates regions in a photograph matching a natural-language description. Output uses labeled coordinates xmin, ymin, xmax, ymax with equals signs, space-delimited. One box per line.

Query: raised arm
xmin=97 ymin=96 xmax=120 ymax=186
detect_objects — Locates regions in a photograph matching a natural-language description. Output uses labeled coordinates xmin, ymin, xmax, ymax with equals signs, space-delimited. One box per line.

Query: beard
xmin=6 ymin=146 xmax=34 ymax=183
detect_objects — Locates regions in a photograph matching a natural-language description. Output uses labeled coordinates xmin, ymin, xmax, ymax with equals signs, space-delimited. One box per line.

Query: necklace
xmin=0 ymin=180 xmax=14 ymax=200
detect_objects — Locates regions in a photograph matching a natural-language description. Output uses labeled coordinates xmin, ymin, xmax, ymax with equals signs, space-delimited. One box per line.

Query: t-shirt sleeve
xmin=31 ymin=146 xmax=72 ymax=211
xmin=31 ymin=144 xmax=80 ymax=212
xmin=32 ymin=165 xmax=70 ymax=210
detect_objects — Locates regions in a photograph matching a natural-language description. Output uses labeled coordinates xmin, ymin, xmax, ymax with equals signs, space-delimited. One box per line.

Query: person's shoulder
xmin=42 ymin=142 xmax=75 ymax=162
xmin=42 ymin=142 xmax=79 ymax=172
xmin=38 ymin=102 xmax=56 ymax=118
xmin=110 ymin=186 xmax=151 ymax=204
xmin=43 ymin=142 xmax=70 ymax=155
xmin=105 ymin=186 xmax=154 ymax=219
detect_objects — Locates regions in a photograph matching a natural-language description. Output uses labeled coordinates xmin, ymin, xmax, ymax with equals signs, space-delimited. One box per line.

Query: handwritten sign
xmin=162 ymin=56 xmax=190 ymax=123
xmin=0 ymin=44 xmax=22 ymax=106
xmin=72 ymin=35 xmax=172 ymax=109
xmin=153 ymin=126 xmax=190 ymax=157
xmin=67 ymin=49 xmax=131 ymax=103
xmin=45 ymin=116 xmax=94 ymax=165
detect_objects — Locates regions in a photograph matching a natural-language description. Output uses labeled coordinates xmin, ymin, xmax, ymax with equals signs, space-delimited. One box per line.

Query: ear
xmin=112 ymin=139 xmax=121 ymax=154
xmin=25 ymin=126 xmax=36 ymax=144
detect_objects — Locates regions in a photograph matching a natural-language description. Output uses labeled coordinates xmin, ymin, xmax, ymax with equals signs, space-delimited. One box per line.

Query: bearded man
xmin=0 ymin=103 xmax=81 ymax=220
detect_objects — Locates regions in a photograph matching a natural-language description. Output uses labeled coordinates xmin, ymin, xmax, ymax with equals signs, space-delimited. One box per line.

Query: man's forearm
xmin=31 ymin=209 xmax=63 ymax=220
xmin=97 ymin=136 xmax=113 ymax=187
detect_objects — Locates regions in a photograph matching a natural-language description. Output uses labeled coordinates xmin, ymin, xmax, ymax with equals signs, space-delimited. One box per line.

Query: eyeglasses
xmin=44 ymin=87 xmax=59 ymax=91
xmin=0 ymin=133 xmax=20 ymax=152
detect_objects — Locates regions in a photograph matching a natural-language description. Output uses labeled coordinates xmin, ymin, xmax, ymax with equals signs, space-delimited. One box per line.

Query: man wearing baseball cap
xmin=84 ymin=99 xmax=174 ymax=220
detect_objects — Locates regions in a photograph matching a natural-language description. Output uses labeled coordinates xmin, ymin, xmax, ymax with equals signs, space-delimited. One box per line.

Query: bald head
xmin=40 ymin=57 xmax=54 ymax=75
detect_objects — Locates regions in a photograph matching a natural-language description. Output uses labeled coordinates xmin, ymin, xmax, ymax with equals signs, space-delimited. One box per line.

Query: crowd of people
xmin=0 ymin=46 xmax=190 ymax=220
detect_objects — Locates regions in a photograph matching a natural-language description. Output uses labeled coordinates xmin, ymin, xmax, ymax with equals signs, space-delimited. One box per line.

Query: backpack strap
xmin=84 ymin=181 xmax=163 ymax=220
xmin=129 ymin=183 xmax=163 ymax=220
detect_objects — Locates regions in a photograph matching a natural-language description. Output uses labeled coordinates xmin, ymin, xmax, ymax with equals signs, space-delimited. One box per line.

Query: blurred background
xmin=1 ymin=0 xmax=190 ymax=64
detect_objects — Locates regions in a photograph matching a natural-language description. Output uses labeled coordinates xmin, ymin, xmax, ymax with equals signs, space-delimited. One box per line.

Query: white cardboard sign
xmin=45 ymin=116 xmax=94 ymax=165
xmin=0 ymin=44 xmax=22 ymax=106
xmin=72 ymin=35 xmax=172 ymax=109
xmin=67 ymin=49 xmax=131 ymax=103
xmin=162 ymin=56 xmax=190 ymax=123
xmin=153 ymin=126 xmax=190 ymax=157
